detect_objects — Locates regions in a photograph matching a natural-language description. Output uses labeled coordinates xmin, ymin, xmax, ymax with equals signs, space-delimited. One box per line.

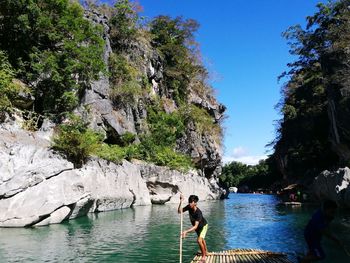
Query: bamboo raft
xmin=191 ymin=248 xmax=292 ymax=263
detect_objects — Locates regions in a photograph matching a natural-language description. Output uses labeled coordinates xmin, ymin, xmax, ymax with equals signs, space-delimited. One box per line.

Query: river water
xmin=0 ymin=194 xmax=349 ymax=263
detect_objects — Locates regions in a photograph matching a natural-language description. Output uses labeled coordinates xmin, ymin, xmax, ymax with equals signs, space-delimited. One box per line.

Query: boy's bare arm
xmin=182 ymin=221 xmax=199 ymax=238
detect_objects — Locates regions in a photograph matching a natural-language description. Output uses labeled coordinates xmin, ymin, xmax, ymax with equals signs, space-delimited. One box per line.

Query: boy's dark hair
xmin=188 ymin=195 xmax=199 ymax=203
xmin=323 ymin=199 xmax=338 ymax=210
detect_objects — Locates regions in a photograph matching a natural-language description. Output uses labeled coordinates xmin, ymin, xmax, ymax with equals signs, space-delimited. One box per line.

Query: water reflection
xmin=223 ymin=194 xmax=304 ymax=260
xmin=0 ymin=194 xmax=349 ymax=263
xmin=222 ymin=194 xmax=350 ymax=263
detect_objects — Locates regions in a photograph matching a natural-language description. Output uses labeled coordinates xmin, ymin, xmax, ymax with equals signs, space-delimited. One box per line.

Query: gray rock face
xmin=0 ymin=122 xmax=149 ymax=227
xmin=312 ymin=167 xmax=350 ymax=208
xmin=139 ymin=163 xmax=225 ymax=204
xmin=78 ymin=11 xmax=155 ymax=144
xmin=79 ymin=10 xmax=139 ymax=140
xmin=175 ymin=120 xmax=223 ymax=178
xmin=0 ymin=122 xmax=223 ymax=227
xmin=188 ymin=90 xmax=226 ymax=123
xmin=77 ymin=10 xmax=225 ymax=179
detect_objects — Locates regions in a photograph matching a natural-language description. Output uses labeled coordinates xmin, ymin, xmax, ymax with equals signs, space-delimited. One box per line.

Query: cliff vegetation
xmin=270 ymin=0 xmax=350 ymax=183
xmin=0 ymin=0 xmax=225 ymax=174
xmin=220 ymin=0 xmax=350 ymax=191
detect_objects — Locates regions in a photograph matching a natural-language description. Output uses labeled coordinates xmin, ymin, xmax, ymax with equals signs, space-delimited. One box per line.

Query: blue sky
xmin=103 ymin=0 xmax=326 ymax=164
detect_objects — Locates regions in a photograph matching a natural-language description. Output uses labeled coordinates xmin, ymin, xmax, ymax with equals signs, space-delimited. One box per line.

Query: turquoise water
xmin=0 ymin=194 xmax=349 ymax=262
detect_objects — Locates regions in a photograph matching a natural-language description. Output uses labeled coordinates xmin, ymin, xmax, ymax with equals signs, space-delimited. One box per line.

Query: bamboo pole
xmin=179 ymin=208 xmax=183 ymax=263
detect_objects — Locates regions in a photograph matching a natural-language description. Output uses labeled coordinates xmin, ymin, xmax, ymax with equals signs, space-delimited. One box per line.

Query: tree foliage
xmin=52 ymin=114 xmax=103 ymax=168
xmin=109 ymin=0 xmax=141 ymax=49
xmin=0 ymin=51 xmax=22 ymax=111
xmin=127 ymin=103 xmax=193 ymax=170
xmin=109 ymin=53 xmax=142 ymax=106
xmin=0 ymin=0 xmax=105 ymax=115
xmin=219 ymin=159 xmax=279 ymax=190
xmin=150 ymin=16 xmax=202 ymax=104
xmin=271 ymin=0 xmax=350 ymax=179
xmin=1 ymin=0 xmax=222 ymax=172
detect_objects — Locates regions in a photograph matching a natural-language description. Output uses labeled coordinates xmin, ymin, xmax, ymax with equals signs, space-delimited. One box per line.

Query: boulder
xmin=312 ymin=167 xmax=350 ymax=208
xmin=0 ymin=123 xmax=151 ymax=227
xmin=139 ymin=162 xmax=225 ymax=204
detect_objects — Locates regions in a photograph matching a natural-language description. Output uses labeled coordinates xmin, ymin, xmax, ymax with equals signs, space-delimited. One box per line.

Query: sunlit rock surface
xmin=0 ymin=120 xmax=223 ymax=227
xmin=312 ymin=167 xmax=350 ymax=208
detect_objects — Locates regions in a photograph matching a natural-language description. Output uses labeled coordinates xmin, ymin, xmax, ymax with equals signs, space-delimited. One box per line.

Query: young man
xmin=178 ymin=194 xmax=208 ymax=263
xmin=298 ymin=199 xmax=344 ymax=262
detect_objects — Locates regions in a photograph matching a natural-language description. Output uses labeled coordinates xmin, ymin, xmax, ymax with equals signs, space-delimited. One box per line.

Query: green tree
xmin=220 ymin=159 xmax=280 ymax=190
xmin=0 ymin=0 xmax=105 ymax=115
xmin=52 ymin=114 xmax=103 ymax=168
xmin=109 ymin=0 xmax=140 ymax=49
xmin=147 ymin=105 xmax=185 ymax=147
xmin=220 ymin=161 xmax=250 ymax=188
xmin=0 ymin=51 xmax=22 ymax=111
xmin=271 ymin=1 xmax=350 ymax=180
xmin=150 ymin=16 xmax=200 ymax=104
xmin=108 ymin=53 xmax=142 ymax=106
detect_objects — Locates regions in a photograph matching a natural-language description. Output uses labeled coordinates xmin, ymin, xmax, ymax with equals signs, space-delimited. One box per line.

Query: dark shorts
xmin=306 ymin=238 xmax=326 ymax=260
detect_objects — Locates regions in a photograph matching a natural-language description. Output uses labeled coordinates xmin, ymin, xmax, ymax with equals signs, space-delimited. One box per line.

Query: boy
xmin=298 ymin=199 xmax=344 ymax=262
xmin=178 ymin=194 xmax=208 ymax=263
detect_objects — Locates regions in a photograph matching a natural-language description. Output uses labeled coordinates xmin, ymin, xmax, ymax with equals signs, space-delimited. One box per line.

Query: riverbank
xmin=0 ymin=120 xmax=226 ymax=227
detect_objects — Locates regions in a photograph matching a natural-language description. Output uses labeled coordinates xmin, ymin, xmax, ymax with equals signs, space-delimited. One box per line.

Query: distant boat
xmin=278 ymin=201 xmax=302 ymax=206
xmin=229 ymin=187 xmax=238 ymax=193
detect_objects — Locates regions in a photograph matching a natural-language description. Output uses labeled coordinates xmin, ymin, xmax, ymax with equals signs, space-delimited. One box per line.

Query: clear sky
xmin=103 ymin=0 xmax=326 ymax=165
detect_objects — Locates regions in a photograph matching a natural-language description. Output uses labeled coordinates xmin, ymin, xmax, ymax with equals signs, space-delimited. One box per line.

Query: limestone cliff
xmin=0 ymin=10 xmax=226 ymax=227
xmin=0 ymin=117 xmax=224 ymax=227
xmin=78 ymin=10 xmax=225 ymax=178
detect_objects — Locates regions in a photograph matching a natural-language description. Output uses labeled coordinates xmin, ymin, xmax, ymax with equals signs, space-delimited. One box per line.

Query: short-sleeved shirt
xmin=183 ymin=205 xmax=207 ymax=234
xmin=304 ymin=209 xmax=329 ymax=244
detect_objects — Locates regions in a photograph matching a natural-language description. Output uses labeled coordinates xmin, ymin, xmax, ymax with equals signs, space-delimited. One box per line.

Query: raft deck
xmin=191 ymin=248 xmax=292 ymax=263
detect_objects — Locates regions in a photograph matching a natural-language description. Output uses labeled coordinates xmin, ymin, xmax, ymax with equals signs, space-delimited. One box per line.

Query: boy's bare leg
xmin=203 ymin=239 xmax=208 ymax=254
xmin=197 ymin=237 xmax=206 ymax=262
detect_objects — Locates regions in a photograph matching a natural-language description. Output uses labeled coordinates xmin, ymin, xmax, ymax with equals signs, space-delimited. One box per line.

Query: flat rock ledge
xmin=0 ymin=122 xmax=224 ymax=227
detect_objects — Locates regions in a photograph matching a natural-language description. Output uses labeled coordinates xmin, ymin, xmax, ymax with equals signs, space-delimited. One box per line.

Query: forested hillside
xmin=219 ymin=0 xmax=350 ymax=191
xmin=271 ymin=0 xmax=350 ymax=182
xmin=0 ymin=0 xmax=225 ymax=175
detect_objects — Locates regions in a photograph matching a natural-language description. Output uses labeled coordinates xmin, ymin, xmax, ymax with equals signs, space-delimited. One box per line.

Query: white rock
xmin=35 ymin=206 xmax=71 ymax=226
xmin=0 ymin=122 xmax=223 ymax=227
xmin=139 ymin=163 xmax=224 ymax=204
xmin=312 ymin=167 xmax=350 ymax=208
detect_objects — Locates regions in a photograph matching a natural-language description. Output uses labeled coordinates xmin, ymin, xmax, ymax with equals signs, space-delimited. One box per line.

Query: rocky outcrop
xmin=0 ymin=120 xmax=148 ymax=227
xmin=76 ymin=10 xmax=225 ymax=179
xmin=0 ymin=120 xmax=223 ymax=227
xmin=78 ymin=10 xmax=163 ymax=144
xmin=311 ymin=167 xmax=350 ymax=208
xmin=138 ymin=162 xmax=224 ymax=204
